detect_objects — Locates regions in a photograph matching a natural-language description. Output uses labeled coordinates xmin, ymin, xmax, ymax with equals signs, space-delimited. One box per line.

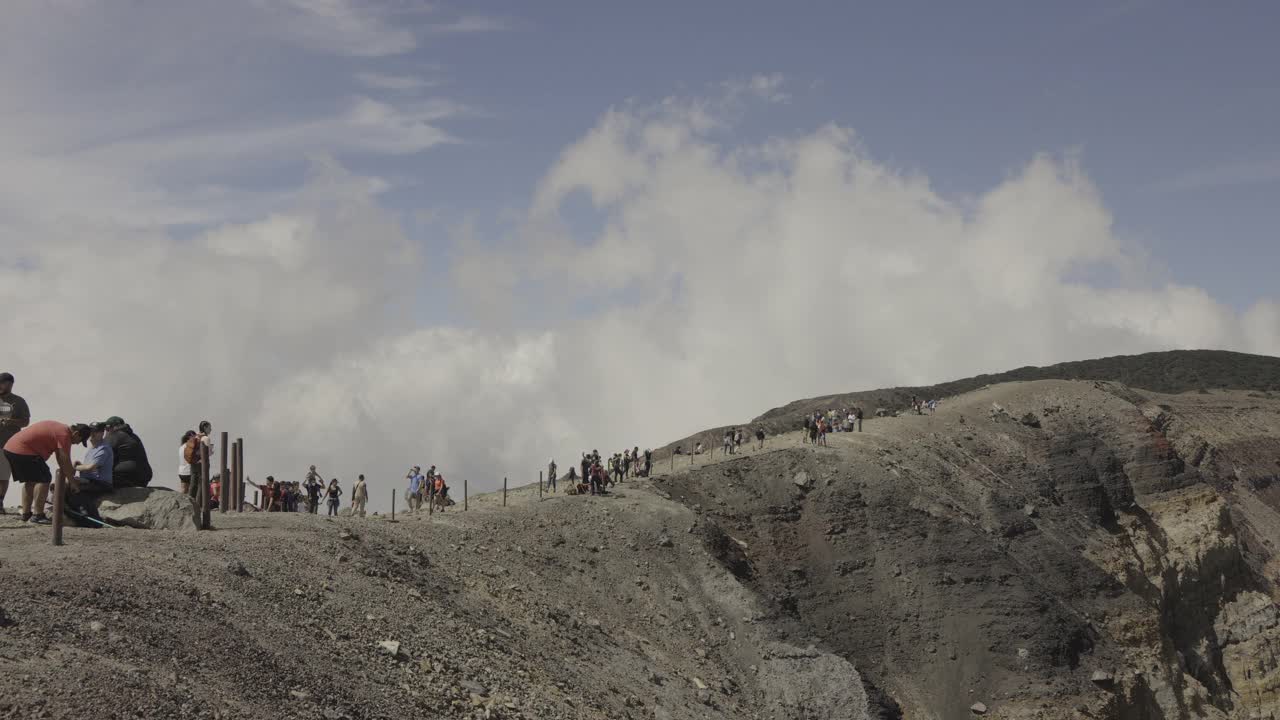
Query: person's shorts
xmin=3 ymin=450 xmax=52 ymax=484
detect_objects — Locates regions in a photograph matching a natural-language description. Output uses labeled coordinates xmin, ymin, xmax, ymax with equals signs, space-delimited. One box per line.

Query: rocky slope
xmin=2 ymin=368 xmax=1279 ymax=719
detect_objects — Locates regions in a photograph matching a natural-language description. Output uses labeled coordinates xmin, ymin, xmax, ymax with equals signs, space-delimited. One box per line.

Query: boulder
xmin=97 ymin=487 xmax=196 ymax=531
xmin=793 ymin=471 xmax=812 ymax=489
xmin=1020 ymin=412 xmax=1042 ymax=429
xmin=970 ymin=702 xmax=988 ymax=714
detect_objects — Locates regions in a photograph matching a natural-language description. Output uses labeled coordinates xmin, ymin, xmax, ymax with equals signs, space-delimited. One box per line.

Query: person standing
xmin=351 ymin=474 xmax=368 ymax=517
xmin=0 ymin=373 xmax=31 ymax=513
xmin=326 ymin=478 xmax=342 ymax=516
xmin=184 ymin=421 xmax=213 ymax=499
xmin=405 ymin=466 xmax=424 ymax=514
xmin=3 ymin=421 xmax=90 ymax=524
xmin=547 ymin=459 xmax=557 ymax=493
xmin=178 ymin=430 xmax=195 ymax=492
xmin=306 ymin=473 xmax=324 ymax=514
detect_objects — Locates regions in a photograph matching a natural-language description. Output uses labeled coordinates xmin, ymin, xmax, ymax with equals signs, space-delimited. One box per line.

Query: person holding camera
xmin=405 ymin=466 xmax=424 ymax=513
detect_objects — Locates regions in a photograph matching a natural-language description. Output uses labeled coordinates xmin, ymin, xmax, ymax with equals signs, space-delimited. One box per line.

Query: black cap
xmin=69 ymin=423 xmax=94 ymax=446
xmin=0 ymin=372 xmax=12 ymax=384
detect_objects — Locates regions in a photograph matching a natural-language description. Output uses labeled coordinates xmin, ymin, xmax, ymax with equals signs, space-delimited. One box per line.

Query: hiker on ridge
xmin=547 ymin=459 xmax=557 ymax=493
xmin=405 ymin=466 xmax=424 ymax=514
xmin=326 ymin=478 xmax=343 ymax=516
xmin=351 ymin=474 xmax=368 ymax=517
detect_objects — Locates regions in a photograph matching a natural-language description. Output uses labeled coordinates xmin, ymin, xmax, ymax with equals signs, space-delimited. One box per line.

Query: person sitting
xmin=65 ymin=422 xmax=114 ymax=524
xmin=103 ymin=417 xmax=152 ymax=488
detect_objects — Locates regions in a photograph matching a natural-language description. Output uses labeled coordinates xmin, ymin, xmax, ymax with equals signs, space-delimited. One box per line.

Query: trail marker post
xmin=391 ymin=489 xmax=396 ymax=522
xmin=503 ymin=477 xmax=507 ymax=507
xmin=539 ymin=471 xmax=543 ymax=501
xmin=52 ymin=469 xmax=65 ymax=546
xmin=219 ymin=432 xmax=229 ymax=514
xmin=464 ymin=479 xmax=468 ymax=511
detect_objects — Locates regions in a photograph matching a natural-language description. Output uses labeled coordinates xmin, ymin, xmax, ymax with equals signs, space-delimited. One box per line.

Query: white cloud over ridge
xmin=3 ymin=86 xmax=1278 ymax=512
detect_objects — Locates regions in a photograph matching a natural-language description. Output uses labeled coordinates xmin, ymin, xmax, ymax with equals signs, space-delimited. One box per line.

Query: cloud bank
xmin=2 ymin=73 xmax=1277 ymax=510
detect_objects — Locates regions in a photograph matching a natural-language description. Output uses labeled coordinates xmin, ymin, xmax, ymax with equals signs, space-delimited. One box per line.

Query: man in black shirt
xmin=0 ymin=373 xmax=31 ymax=513
xmin=103 ymin=417 xmax=153 ymax=488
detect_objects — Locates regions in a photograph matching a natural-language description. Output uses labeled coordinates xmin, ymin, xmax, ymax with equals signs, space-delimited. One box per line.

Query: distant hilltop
xmin=658 ymin=349 xmax=1280 ymax=459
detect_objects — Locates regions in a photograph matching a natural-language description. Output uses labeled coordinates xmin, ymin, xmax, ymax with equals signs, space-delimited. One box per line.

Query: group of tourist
xmin=404 ymin=465 xmax=450 ymax=514
xmin=547 ymin=447 xmax=650 ymax=496
xmin=803 ymin=408 xmax=864 ymax=446
xmin=237 ymin=468 xmax=365 ymax=516
xmin=0 ymin=372 xmax=155 ymax=525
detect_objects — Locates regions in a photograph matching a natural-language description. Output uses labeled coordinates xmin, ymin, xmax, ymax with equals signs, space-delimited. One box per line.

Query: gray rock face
xmin=97 ymin=488 xmax=196 ymax=531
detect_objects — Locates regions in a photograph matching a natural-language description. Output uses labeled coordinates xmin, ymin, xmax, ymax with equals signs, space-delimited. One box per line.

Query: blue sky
xmin=377 ymin=1 xmax=1280 ymax=309
xmin=1 ymin=1 xmax=1278 ymax=503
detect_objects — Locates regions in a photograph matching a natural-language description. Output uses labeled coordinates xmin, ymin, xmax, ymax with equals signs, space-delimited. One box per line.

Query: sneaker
xmin=20 ymin=512 xmax=32 ymax=523
xmin=31 ymin=515 xmax=51 ymax=525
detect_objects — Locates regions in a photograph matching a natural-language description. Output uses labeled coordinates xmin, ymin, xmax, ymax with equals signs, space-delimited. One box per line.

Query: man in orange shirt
xmin=2 ymin=420 xmax=90 ymax=524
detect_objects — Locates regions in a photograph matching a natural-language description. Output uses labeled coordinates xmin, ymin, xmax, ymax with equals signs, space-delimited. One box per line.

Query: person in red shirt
xmin=2 ymin=420 xmax=90 ymax=524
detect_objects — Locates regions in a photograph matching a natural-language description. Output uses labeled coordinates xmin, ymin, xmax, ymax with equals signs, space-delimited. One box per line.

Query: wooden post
xmin=464 ymin=479 xmax=468 ymax=511
xmin=52 ymin=469 xmax=65 ymax=546
xmin=231 ymin=441 xmax=241 ymax=512
xmin=429 ymin=486 xmax=434 ymax=516
xmin=219 ymin=432 xmax=229 ymax=514
xmin=391 ymin=489 xmax=396 ymax=521
xmin=236 ymin=438 xmax=245 ymax=513
xmin=539 ymin=470 xmax=543 ymax=502
xmin=671 ymin=454 xmax=674 ymax=472
xmin=503 ymin=477 xmax=507 ymax=507
xmin=253 ymin=490 xmax=259 ymax=508
xmin=201 ymin=444 xmax=212 ymax=529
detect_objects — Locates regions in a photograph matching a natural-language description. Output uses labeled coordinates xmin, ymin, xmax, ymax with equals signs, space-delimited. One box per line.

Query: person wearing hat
xmin=103 ymin=416 xmax=153 ymax=488
xmin=2 ymin=420 xmax=91 ymax=524
xmin=0 ymin=372 xmax=31 ymax=513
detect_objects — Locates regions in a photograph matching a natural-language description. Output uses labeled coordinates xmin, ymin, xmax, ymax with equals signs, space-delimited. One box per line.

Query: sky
xmin=1 ymin=1 xmax=1278 ymax=509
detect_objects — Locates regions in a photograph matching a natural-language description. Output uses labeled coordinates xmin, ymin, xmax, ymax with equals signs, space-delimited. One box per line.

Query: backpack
xmin=184 ymin=437 xmax=201 ymax=465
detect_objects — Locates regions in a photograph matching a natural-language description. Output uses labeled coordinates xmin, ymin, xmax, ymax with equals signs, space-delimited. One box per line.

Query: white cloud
xmin=264 ymin=0 xmax=418 ymax=56
xmin=355 ymin=72 xmax=441 ymax=92
xmin=1 ymin=45 xmax=1277 ymax=514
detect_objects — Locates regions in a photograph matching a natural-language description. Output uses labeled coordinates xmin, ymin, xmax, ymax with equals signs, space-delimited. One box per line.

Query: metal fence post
xmin=464 ymin=479 xmax=468 ymax=511
xmin=391 ymin=489 xmax=396 ymax=521
xmin=52 ymin=469 xmax=65 ymax=546
xmin=503 ymin=477 xmax=507 ymax=507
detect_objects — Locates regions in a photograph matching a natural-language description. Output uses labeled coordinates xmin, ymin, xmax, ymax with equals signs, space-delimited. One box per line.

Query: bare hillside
xmin=3 ymin=371 xmax=1280 ymax=719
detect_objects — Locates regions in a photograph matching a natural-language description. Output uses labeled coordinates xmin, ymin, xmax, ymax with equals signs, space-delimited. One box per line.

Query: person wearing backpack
xmin=180 ymin=425 xmax=202 ymax=491
xmin=183 ymin=421 xmax=213 ymax=500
